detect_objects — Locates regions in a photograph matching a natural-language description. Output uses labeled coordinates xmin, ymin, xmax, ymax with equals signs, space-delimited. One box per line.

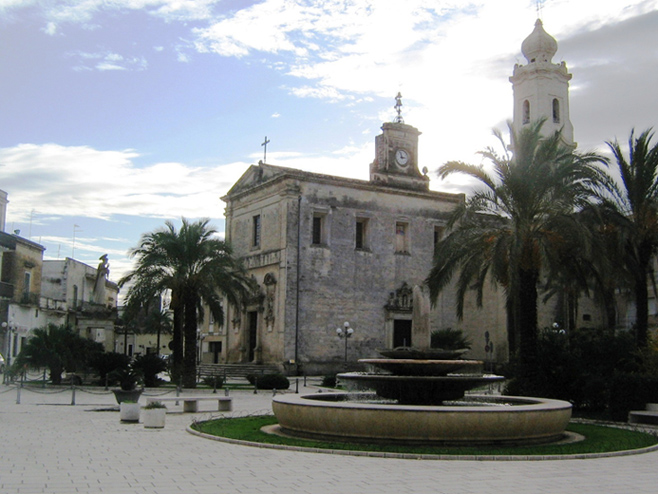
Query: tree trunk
xmin=635 ymin=273 xmax=649 ymax=347
xmin=171 ymin=305 xmax=184 ymax=385
xmin=50 ymin=365 xmax=63 ymax=385
xmin=516 ymin=267 xmax=539 ymax=392
xmin=182 ymin=291 xmax=199 ymax=388
xmin=603 ymin=287 xmax=617 ymax=330
xmin=506 ymin=298 xmax=518 ymax=357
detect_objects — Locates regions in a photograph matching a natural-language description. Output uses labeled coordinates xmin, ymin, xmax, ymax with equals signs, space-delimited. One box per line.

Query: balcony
xmin=19 ymin=292 xmax=40 ymax=306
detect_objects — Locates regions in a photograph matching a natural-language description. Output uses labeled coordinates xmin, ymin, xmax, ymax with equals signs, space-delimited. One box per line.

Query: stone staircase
xmin=197 ymin=363 xmax=280 ymax=382
xmin=628 ymin=403 xmax=658 ymax=426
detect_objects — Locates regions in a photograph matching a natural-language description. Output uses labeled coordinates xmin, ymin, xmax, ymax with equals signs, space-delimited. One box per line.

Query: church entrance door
xmin=393 ymin=319 xmax=412 ymax=348
xmin=247 ymin=311 xmax=258 ymax=362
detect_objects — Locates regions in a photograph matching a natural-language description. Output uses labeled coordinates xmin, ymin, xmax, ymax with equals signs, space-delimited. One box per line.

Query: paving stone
xmin=2 ymin=384 xmax=658 ymax=493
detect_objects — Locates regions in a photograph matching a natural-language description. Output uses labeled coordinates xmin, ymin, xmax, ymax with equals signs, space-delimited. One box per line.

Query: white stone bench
xmin=146 ymin=396 xmax=233 ymax=413
xmin=628 ymin=403 xmax=658 ymax=426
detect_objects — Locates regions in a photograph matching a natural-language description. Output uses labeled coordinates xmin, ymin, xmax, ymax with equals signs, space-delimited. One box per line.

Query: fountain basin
xmin=360 ymin=359 xmax=481 ymax=376
xmin=339 ymin=371 xmax=506 ymax=405
xmin=272 ymin=392 xmax=572 ymax=445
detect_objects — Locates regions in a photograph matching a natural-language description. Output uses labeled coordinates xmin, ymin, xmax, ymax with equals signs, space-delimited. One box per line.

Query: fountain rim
xmin=273 ymin=392 xmax=572 ymax=413
xmin=357 ymin=358 xmax=483 ymax=365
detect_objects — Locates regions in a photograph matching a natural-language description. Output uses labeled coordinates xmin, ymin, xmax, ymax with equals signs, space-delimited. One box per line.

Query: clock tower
xmin=370 ymin=93 xmax=429 ymax=191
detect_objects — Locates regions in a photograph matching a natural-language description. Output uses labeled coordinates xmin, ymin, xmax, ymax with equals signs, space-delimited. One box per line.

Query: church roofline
xmin=221 ymin=162 xmax=464 ymax=204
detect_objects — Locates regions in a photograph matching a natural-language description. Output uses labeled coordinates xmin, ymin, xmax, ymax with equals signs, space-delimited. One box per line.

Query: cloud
xmin=68 ymin=51 xmax=148 ymax=71
xmin=0 ymin=143 xmax=250 ymax=223
xmin=1 ymin=0 xmax=222 ymax=28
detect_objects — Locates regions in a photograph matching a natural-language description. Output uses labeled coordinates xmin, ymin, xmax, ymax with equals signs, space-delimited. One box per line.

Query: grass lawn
xmin=191 ymin=415 xmax=658 ymax=457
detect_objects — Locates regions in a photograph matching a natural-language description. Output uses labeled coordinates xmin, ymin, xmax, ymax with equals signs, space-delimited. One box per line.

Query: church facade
xmin=206 ymin=20 xmax=605 ymax=374
xmin=220 ymin=122 xmax=472 ymax=375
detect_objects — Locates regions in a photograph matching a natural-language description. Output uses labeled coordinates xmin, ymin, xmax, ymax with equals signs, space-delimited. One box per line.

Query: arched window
xmin=522 ymin=100 xmax=530 ymax=124
xmin=552 ymin=98 xmax=560 ymax=123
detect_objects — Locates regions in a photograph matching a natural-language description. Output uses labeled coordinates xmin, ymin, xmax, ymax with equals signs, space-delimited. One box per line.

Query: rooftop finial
xmin=394 ymin=92 xmax=404 ymax=123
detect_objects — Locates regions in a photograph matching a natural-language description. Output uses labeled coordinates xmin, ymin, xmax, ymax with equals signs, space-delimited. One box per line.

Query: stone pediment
xmin=224 ymin=163 xmax=287 ymax=196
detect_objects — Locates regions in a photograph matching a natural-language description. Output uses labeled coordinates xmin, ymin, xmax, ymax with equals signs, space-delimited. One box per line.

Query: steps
xmin=197 ymin=363 xmax=280 ymax=381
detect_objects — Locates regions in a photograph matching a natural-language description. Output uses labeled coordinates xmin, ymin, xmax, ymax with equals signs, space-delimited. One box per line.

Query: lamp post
xmin=1 ymin=321 xmax=12 ymax=383
xmin=336 ymin=321 xmax=354 ymax=369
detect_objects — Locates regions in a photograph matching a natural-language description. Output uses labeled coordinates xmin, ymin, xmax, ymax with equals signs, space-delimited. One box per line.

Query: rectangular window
xmin=395 ymin=222 xmax=409 ymax=253
xmin=356 ymin=218 xmax=369 ymax=250
xmin=252 ymin=214 xmax=261 ymax=248
xmin=312 ymin=214 xmax=324 ymax=245
xmin=23 ymin=271 xmax=31 ymax=297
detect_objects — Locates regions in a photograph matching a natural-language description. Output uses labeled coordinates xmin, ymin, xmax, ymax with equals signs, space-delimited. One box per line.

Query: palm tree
xmin=426 ymin=120 xmax=607 ymax=385
xmin=602 ymin=128 xmax=658 ymax=347
xmin=120 ymin=218 xmax=253 ymax=388
xmin=15 ymin=324 xmax=103 ymax=384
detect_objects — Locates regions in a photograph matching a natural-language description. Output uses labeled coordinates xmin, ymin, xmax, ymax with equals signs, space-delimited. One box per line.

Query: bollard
xmin=42 ymin=369 xmax=47 ymax=389
xmin=304 ymin=374 xmax=307 ymax=387
xmin=295 ymin=378 xmax=299 ymax=394
xmin=175 ymin=385 xmax=181 ymax=406
xmin=104 ymin=375 xmax=109 ymax=391
xmin=71 ymin=384 xmax=76 ymax=406
xmin=212 ymin=376 xmax=217 ymax=394
xmin=253 ymin=377 xmax=258 ymax=394
xmin=224 ymin=386 xmax=229 ymax=397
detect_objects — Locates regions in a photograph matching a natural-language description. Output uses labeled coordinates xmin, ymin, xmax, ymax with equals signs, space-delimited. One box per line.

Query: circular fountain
xmin=272 ymin=348 xmax=572 ymax=445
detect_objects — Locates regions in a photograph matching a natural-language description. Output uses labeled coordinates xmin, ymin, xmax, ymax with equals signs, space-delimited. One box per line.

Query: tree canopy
xmin=426 ymin=120 xmax=608 ymax=387
xmin=120 ymin=218 xmax=253 ymax=387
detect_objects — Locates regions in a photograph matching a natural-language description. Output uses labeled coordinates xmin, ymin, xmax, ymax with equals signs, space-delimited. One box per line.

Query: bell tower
xmin=509 ymin=19 xmax=575 ymax=148
xmin=370 ymin=93 xmax=429 ymax=191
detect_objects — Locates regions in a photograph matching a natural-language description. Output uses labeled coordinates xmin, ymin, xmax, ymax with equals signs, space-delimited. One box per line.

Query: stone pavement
xmin=1 ymin=382 xmax=658 ymax=494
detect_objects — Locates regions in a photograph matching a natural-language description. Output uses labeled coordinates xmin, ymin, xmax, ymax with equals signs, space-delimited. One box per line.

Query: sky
xmin=1 ymin=0 xmax=658 ymax=290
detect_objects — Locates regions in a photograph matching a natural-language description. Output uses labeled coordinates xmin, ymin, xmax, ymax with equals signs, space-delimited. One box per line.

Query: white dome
xmin=521 ymin=19 xmax=558 ymax=63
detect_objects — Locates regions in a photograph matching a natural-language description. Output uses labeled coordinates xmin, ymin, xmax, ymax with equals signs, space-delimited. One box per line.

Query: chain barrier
xmin=0 ymin=385 xmax=17 ymax=395
xmin=75 ymin=388 xmax=113 ymax=395
xmin=17 ymin=386 xmax=69 ymax=395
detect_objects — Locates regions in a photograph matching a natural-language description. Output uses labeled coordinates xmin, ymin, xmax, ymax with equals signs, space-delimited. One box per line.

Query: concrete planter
xmin=113 ymin=389 xmax=143 ymax=404
xmin=119 ymin=402 xmax=141 ymax=423
xmin=143 ymin=408 xmax=166 ymax=428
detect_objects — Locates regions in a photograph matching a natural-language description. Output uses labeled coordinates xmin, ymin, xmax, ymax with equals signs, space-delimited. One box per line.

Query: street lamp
xmin=1 ymin=321 xmax=12 ymax=383
xmin=336 ymin=321 xmax=354 ymax=368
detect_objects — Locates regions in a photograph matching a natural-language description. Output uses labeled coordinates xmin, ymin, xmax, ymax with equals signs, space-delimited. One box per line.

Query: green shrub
xmin=608 ymin=373 xmax=658 ymax=421
xmin=430 ymin=328 xmax=471 ymax=350
xmin=132 ymin=353 xmax=167 ymax=387
xmin=321 ymin=374 xmax=337 ymax=388
xmin=109 ymin=366 xmax=143 ymax=391
xmin=90 ymin=352 xmax=131 ymax=385
xmin=247 ymin=373 xmax=290 ymax=390
xmin=202 ymin=375 xmax=225 ymax=389
xmin=143 ymin=400 xmax=167 ymax=409
xmin=505 ymin=327 xmax=645 ymax=415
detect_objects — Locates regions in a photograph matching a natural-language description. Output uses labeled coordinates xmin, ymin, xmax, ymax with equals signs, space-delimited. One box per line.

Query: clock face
xmin=395 ymin=149 xmax=410 ymax=166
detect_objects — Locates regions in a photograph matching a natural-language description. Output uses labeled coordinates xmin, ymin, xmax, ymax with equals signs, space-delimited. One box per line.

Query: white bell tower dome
xmin=510 ymin=19 xmax=575 ymax=148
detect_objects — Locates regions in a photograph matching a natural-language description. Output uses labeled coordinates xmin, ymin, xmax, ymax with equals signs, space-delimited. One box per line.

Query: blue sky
xmin=1 ymin=0 xmax=658 ymax=288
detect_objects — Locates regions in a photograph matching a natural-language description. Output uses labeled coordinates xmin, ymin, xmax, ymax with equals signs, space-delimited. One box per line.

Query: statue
xmin=93 ymin=254 xmax=109 ymax=303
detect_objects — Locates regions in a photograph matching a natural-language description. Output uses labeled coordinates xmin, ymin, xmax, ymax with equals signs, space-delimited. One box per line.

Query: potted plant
xmin=110 ymin=366 xmax=144 ymax=404
xmin=142 ymin=401 xmax=167 ymax=428
xmin=119 ymin=400 xmax=141 ymax=423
